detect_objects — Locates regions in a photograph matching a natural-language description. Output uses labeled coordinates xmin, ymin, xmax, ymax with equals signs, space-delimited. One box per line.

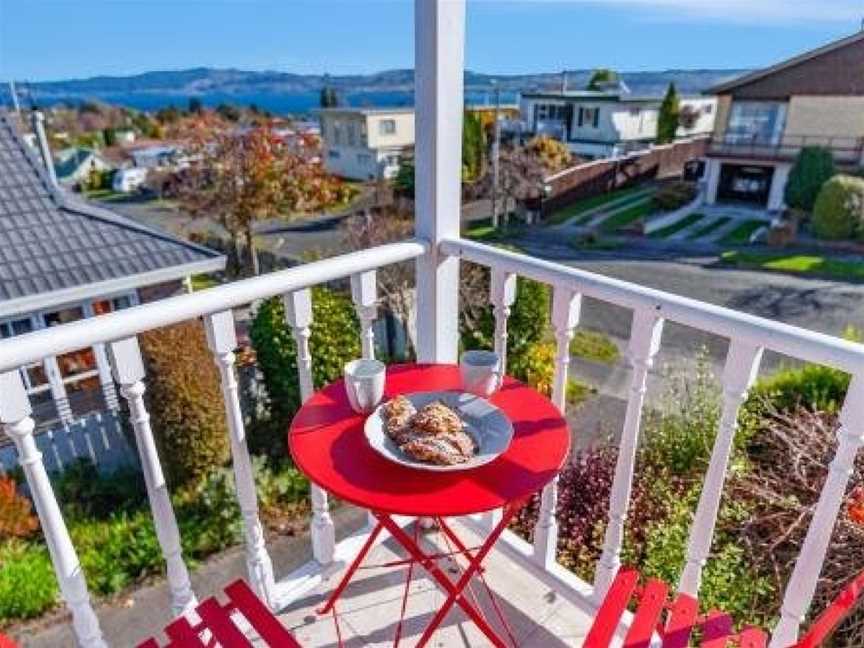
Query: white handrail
xmin=0 ymin=240 xmax=428 ymax=374
xmin=440 ymin=238 xmax=864 ymax=374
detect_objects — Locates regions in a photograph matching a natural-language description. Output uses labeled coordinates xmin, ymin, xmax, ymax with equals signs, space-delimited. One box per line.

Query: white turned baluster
xmin=284 ymin=289 xmax=336 ymax=565
xmin=594 ymin=309 xmax=664 ymax=599
xmin=491 ymin=269 xmax=517 ymax=372
xmin=770 ymin=374 xmax=864 ymax=647
xmin=0 ymin=372 xmax=107 ymax=648
xmin=351 ymin=271 xmax=378 ymax=360
xmin=679 ymin=340 xmax=763 ymax=596
xmin=483 ymin=269 xmax=517 ymax=531
xmin=108 ymin=337 xmax=197 ymax=617
xmin=204 ymin=311 xmax=277 ymax=609
xmin=533 ymin=287 xmax=581 ymax=569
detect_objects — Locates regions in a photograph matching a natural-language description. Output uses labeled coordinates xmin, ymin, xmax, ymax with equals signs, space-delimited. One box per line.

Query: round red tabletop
xmin=288 ymin=363 xmax=571 ymax=517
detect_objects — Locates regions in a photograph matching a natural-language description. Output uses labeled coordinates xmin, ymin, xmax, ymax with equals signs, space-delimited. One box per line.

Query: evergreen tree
xmin=785 ymin=146 xmax=836 ymax=212
xmin=587 ymin=68 xmax=619 ymax=90
xmin=320 ymin=86 xmax=338 ymax=108
xmin=461 ymin=110 xmax=485 ymax=182
xmin=657 ymin=83 xmax=680 ymax=144
xmin=188 ymin=97 xmax=203 ymax=114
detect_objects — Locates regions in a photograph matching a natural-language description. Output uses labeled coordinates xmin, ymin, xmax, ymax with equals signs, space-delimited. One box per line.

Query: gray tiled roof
xmin=0 ymin=111 xmax=224 ymax=307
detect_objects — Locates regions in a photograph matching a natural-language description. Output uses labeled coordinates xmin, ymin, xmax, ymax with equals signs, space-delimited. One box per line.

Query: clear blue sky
xmin=1 ymin=0 xmax=862 ymax=81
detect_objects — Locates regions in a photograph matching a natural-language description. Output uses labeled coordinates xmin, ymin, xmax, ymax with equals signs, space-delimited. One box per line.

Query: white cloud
xmin=486 ymin=0 xmax=864 ymax=24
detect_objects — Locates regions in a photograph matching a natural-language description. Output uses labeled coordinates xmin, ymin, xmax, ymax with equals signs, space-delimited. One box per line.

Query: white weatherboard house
xmin=319 ymin=107 xmax=414 ymax=180
xmin=520 ymin=88 xmax=716 ymax=159
xmin=0 ymin=111 xmax=225 ymax=427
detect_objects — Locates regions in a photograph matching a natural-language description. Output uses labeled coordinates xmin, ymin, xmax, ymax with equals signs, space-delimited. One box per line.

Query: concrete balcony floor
xmin=278 ymin=518 xmax=597 ymax=648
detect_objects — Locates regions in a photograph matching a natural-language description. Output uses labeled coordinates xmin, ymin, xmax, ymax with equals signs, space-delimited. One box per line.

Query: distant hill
xmin=3 ymin=67 xmax=749 ymax=115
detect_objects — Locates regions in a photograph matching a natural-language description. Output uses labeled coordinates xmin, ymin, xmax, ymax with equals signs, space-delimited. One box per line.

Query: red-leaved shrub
xmin=0 ymin=476 xmax=38 ymax=539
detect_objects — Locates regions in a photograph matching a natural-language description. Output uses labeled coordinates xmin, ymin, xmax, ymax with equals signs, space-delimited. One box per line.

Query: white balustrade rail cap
xmin=442 ymin=238 xmax=864 ymax=375
xmin=0 ymin=240 xmax=427 ymax=374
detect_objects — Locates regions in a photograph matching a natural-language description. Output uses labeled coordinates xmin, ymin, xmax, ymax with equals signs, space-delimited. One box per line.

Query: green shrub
xmin=653 ymin=181 xmax=696 ymax=212
xmin=0 ymin=541 xmax=58 ymax=620
xmin=812 ymin=174 xmax=864 ymax=241
xmin=570 ymin=329 xmax=619 ymax=365
xmin=54 ymin=460 xmax=145 ymax=520
xmin=460 ymin=275 xmax=551 ymax=374
xmin=785 ymin=147 xmax=836 ymax=212
xmin=747 ymin=363 xmax=850 ymax=415
xmin=249 ymin=287 xmax=361 ymax=456
xmin=139 ymin=320 xmax=231 ymax=486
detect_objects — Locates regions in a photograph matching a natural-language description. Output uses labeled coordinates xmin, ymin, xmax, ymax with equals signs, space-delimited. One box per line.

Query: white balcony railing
xmin=2 ymin=2 xmax=864 ymax=646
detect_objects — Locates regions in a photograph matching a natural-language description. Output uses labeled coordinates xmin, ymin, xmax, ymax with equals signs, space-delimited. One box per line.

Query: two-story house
xmin=319 ymin=108 xmax=415 ymax=181
xmin=705 ymin=31 xmax=864 ymax=211
xmin=520 ymin=89 xmax=716 ymax=159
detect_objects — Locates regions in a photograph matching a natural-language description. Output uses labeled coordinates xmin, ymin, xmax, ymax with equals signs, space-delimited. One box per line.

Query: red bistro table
xmin=288 ymin=363 xmax=571 ymax=647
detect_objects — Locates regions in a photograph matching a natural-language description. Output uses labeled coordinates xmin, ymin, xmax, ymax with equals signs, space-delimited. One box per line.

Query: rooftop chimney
xmin=31 ymin=111 xmax=58 ymax=188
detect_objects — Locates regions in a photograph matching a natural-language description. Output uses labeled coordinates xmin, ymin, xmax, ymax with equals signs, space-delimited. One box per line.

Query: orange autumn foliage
xmin=0 ymin=476 xmax=38 ymax=539
xmin=849 ymin=486 xmax=864 ymax=526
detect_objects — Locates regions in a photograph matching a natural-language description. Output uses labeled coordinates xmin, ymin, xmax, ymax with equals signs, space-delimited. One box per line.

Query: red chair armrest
xmin=794 ymin=569 xmax=864 ymax=648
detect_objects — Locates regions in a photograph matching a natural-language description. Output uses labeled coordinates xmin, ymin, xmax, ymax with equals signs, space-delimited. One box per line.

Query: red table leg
xmin=317 ymin=519 xmax=384 ymax=615
xmin=375 ymin=501 xmax=524 ymax=648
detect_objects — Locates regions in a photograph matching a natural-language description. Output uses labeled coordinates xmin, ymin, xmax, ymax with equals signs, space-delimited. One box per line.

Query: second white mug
xmin=460 ymin=350 xmax=502 ymax=397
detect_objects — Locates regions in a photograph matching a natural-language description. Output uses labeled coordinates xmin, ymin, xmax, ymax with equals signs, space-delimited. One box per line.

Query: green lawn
xmin=599 ymin=200 xmax=654 ymax=233
xmin=464 ymin=218 xmax=506 ymax=242
xmin=545 ymin=185 xmax=649 ymax=226
xmin=190 ymin=274 xmax=220 ymax=291
xmin=648 ymin=212 xmax=706 ymax=239
xmin=719 ymin=219 xmax=767 ymax=245
xmin=721 ymin=251 xmax=864 ymax=281
xmin=570 ymin=329 xmax=620 ymax=364
xmin=686 ymin=216 xmax=731 ymax=241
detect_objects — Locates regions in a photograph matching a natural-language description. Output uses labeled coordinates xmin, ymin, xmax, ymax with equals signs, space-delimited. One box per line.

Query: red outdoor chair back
xmin=138 ymin=580 xmax=301 ymax=648
xmin=0 ymin=633 xmax=17 ymax=648
xmin=584 ymin=568 xmax=864 ymax=648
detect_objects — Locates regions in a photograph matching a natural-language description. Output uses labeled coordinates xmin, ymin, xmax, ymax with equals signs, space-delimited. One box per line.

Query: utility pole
xmin=491 ymin=81 xmax=501 ymax=229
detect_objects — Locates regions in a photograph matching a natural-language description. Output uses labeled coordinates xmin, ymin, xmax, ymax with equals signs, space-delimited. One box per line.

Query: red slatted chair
xmin=138 ymin=580 xmax=302 ymax=647
xmin=584 ymin=568 xmax=864 ymax=648
xmin=0 ymin=633 xmax=17 ymax=648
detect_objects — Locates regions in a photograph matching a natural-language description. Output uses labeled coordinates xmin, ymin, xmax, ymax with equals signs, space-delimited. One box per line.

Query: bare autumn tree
xmin=176 ymin=116 xmax=351 ymax=275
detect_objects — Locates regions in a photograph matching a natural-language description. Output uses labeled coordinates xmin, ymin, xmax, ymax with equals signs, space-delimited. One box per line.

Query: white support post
xmin=108 ymin=337 xmax=197 ymax=617
xmin=594 ymin=309 xmax=664 ymax=599
xmin=82 ymin=302 xmax=119 ymax=411
xmin=283 ymin=289 xmax=336 ymax=565
xmin=0 ymin=372 xmax=106 ymax=648
xmin=204 ymin=311 xmax=277 ymax=609
xmin=482 ymin=268 xmax=518 ymax=531
xmin=770 ymin=374 xmax=864 ymax=647
xmin=414 ymin=0 xmax=465 ymax=365
xmin=351 ymin=271 xmax=378 ymax=360
xmin=533 ymin=286 xmax=581 ymax=569
xmin=679 ymin=340 xmax=763 ymax=596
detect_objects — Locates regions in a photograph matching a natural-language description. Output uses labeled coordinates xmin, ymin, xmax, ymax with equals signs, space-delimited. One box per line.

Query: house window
xmin=727 ymin=102 xmax=785 ymax=144
xmin=0 ymin=317 xmax=32 ymax=338
xmin=629 ymin=107 xmax=641 ymax=117
xmin=386 ymin=155 xmax=400 ymax=166
xmin=328 ymin=150 xmax=341 ymax=159
xmin=536 ymin=104 xmax=567 ymax=121
xmin=379 ymin=119 xmax=397 ymax=135
xmin=578 ymin=107 xmax=600 ymax=128
xmin=347 ymin=122 xmax=358 ymax=147
xmin=357 ymin=153 xmax=372 ymax=166
xmin=332 ymin=121 xmax=343 ymax=145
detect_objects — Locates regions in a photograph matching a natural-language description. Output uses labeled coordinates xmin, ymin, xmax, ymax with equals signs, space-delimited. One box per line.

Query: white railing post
xmin=204 ymin=311 xmax=277 ymax=609
xmin=679 ymin=340 xmax=763 ymax=596
xmin=482 ymin=268 xmax=517 ymax=531
xmin=414 ymin=0 xmax=465 ymax=364
xmin=108 ymin=337 xmax=197 ymax=617
xmin=533 ymin=286 xmax=581 ymax=569
xmin=770 ymin=374 xmax=864 ymax=647
xmin=82 ymin=302 xmax=119 ymax=411
xmin=0 ymin=372 xmax=107 ymax=648
xmin=594 ymin=309 xmax=664 ymax=599
xmin=351 ymin=270 xmax=378 ymax=360
xmin=283 ymin=289 xmax=336 ymax=565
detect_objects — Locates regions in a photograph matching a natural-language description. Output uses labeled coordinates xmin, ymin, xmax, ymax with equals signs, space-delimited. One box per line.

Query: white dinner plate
xmin=364 ymin=391 xmax=514 ymax=472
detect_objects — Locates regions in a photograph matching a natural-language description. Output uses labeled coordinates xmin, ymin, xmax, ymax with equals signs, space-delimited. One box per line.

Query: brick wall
xmin=539 ymin=137 xmax=708 ymax=218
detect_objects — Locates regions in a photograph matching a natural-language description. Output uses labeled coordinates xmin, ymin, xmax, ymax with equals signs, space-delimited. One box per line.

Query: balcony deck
xmin=278 ymin=518 xmax=598 ymax=648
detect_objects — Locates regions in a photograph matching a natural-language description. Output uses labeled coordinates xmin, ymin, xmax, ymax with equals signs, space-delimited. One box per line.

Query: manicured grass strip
xmin=546 ymin=185 xmax=649 ymax=226
xmin=649 ymin=212 xmax=706 ymax=239
xmin=190 ymin=274 xmax=220 ymax=291
xmin=573 ymin=190 xmax=654 ymax=226
xmin=570 ymin=329 xmax=620 ymax=364
xmin=686 ymin=216 xmax=731 ymax=241
xmin=599 ymin=200 xmax=654 ymax=233
xmin=720 ymin=219 xmax=767 ymax=245
xmin=721 ymin=251 xmax=864 ymax=281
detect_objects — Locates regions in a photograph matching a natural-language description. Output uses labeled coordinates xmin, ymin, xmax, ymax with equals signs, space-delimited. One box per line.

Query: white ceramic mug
xmin=460 ymin=350 xmax=502 ymax=397
xmin=344 ymin=359 xmax=386 ymax=413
